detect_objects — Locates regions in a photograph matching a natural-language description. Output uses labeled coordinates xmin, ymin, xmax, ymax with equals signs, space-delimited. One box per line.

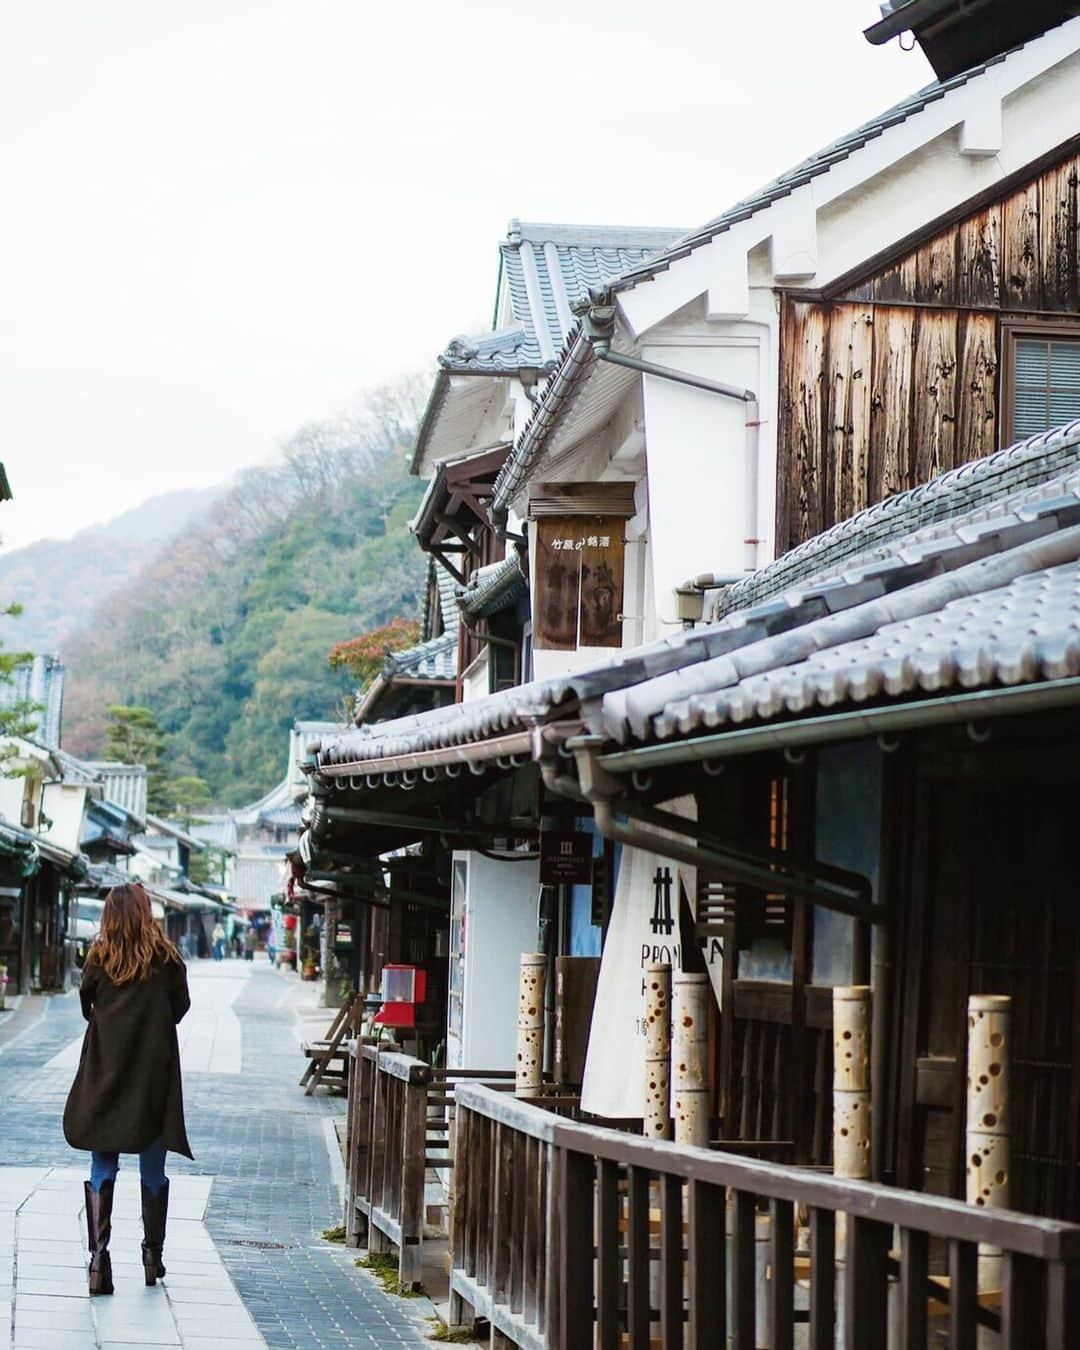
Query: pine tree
xmin=104 ymin=705 xmax=169 ymax=813
xmin=0 ymin=602 xmax=41 ymax=776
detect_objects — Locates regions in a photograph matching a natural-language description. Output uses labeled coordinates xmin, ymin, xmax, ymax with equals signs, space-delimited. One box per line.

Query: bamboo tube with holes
xmin=515 ymin=953 xmax=546 ymax=1096
xmin=672 ymin=972 xmax=709 ymax=1145
xmin=833 ymin=982 xmax=871 ymax=1318
xmin=967 ymin=994 xmax=1011 ymax=1291
xmin=643 ymin=963 xmax=672 ymax=1139
xmin=833 ymin=986 xmax=872 ymax=1179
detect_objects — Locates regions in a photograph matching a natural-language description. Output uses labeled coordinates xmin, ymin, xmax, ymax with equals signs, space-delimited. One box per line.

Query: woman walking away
xmin=63 ymin=882 xmax=193 ymax=1296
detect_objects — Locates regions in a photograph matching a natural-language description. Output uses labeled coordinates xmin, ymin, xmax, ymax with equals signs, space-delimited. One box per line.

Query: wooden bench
xmin=299 ymin=991 xmax=360 ymax=1096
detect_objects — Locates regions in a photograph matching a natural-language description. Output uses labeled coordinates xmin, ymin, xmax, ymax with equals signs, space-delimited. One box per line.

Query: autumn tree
xmin=328 ymin=617 xmax=421 ymax=690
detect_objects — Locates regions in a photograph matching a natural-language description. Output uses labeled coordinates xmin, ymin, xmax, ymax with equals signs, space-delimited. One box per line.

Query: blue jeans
xmin=90 ymin=1137 xmax=167 ymax=1194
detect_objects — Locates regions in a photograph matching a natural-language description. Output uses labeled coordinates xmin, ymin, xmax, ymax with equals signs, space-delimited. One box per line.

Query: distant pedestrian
xmin=244 ymin=927 xmax=257 ymax=962
xmin=62 ymin=882 xmax=193 ymax=1297
xmin=212 ymin=921 xmax=226 ymax=961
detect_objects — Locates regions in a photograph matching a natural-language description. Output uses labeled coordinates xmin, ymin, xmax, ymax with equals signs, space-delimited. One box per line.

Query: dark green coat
xmin=63 ymin=956 xmax=193 ymax=1158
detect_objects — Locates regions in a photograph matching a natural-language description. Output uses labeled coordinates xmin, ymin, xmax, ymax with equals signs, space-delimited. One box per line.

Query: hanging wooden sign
xmin=534 ymin=515 xmax=625 ymax=650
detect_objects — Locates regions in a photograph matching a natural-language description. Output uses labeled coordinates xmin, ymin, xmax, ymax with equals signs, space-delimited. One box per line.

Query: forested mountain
xmin=61 ymin=378 xmax=429 ymax=805
xmin=0 ymin=485 xmax=227 ymax=655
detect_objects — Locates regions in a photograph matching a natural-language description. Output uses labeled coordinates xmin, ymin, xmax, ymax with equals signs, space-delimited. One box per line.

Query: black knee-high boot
xmin=84 ymin=1180 xmax=115 ymax=1296
xmin=141 ymin=1179 xmax=169 ymax=1285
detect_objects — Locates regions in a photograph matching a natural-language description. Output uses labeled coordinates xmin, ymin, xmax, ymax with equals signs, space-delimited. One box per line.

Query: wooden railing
xmin=449 ymin=1083 xmax=1080 ymax=1350
xmin=344 ymin=1041 xmax=516 ymax=1290
xmin=345 ymin=1045 xmax=430 ymax=1287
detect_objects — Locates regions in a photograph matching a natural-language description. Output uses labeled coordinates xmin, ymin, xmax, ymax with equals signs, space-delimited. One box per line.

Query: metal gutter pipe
xmin=589 ymin=324 xmax=761 ymax=571
xmin=553 ymin=735 xmax=878 ymax=921
xmin=586 ymin=795 xmax=879 ymax=922
xmin=595 ymin=676 xmax=1080 ymax=775
xmin=591 ymin=347 xmax=756 ymax=406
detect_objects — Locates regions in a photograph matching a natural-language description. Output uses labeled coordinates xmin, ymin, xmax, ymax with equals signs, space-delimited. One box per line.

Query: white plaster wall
xmin=461 ymin=649 xmax=489 ymax=703
xmin=41 ymin=784 xmax=88 ymax=855
xmin=641 ymin=330 xmax=770 ymax=626
xmin=0 ymin=777 xmax=25 ymax=827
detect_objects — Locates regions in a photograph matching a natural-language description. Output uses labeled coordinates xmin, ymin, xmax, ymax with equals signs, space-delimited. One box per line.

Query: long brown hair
xmin=87 ymin=882 xmax=182 ymax=984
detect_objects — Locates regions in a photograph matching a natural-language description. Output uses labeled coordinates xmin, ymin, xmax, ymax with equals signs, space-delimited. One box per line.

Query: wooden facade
xmin=686 ymin=709 xmax=1080 ymax=1229
xmin=777 ymin=143 xmax=1080 ymax=552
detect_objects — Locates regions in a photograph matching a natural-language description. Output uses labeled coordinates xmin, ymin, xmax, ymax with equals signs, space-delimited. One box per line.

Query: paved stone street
xmin=0 ymin=961 xmax=436 ymax=1349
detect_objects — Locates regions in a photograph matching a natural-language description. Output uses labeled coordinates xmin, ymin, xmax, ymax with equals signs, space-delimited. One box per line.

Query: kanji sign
xmin=534 ymin=515 xmax=625 ymax=650
xmin=539 ymin=831 xmax=594 ymax=885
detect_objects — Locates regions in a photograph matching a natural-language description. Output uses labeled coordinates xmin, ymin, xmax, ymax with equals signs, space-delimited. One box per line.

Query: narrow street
xmin=0 ymin=961 xmax=435 ymax=1350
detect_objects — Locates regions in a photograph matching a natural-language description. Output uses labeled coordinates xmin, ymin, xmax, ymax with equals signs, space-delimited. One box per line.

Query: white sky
xmin=0 ymin=1 xmax=931 ymax=551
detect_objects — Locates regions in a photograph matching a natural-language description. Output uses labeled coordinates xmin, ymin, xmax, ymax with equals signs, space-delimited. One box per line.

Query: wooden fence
xmin=344 ymin=1041 xmax=516 ymax=1290
xmin=449 ymin=1083 xmax=1080 ymax=1350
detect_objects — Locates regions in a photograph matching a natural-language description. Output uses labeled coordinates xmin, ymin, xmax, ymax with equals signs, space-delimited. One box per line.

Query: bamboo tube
xmin=515 ymin=952 xmax=546 ymax=1096
xmin=644 ymin=963 xmax=672 ymax=1139
xmin=833 ymin=982 xmax=871 ymax=1323
xmin=833 ymin=986 xmax=872 ymax=1180
xmin=672 ymin=972 xmax=709 ymax=1145
xmin=967 ymin=994 xmax=1011 ymax=1292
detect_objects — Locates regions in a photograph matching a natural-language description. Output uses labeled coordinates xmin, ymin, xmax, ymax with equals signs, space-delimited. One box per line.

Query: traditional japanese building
xmin=305 ymin=14 xmax=1080 ymax=1341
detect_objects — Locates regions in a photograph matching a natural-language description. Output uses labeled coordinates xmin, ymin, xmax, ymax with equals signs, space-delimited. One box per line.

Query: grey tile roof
xmin=385 ymin=631 xmax=458 ymax=682
xmin=439 ymin=221 xmax=685 ymax=377
xmin=315 ymin=423 xmax=1080 ymax=777
xmin=316 ymin=453 xmax=1080 ymax=778
xmin=456 ymin=554 xmax=527 ymax=620
xmin=419 ymin=550 xmax=461 ymax=638
xmin=439 ymin=328 xmax=536 ymax=376
xmin=436 ymin=562 xmax=460 ymax=634
xmin=716 ymin=421 xmax=1080 ymax=618
xmin=608 ymin=57 xmax=1007 ymax=296
xmin=258 ymin=802 xmax=303 ymax=831
xmin=491 ymin=325 xmax=595 ymax=512
xmin=650 ymin=553 xmax=1080 ymax=742
xmin=315 ymin=677 xmax=566 ymax=768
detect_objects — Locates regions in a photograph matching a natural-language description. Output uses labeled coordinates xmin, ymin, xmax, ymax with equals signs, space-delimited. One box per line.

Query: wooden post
xmin=644 ymin=962 xmax=672 ymax=1140
xmin=397 ymin=1064 xmax=429 ymax=1291
xmin=320 ymin=892 xmax=343 ymax=1008
xmin=516 ymin=953 xmax=546 ymax=1096
xmin=967 ymin=994 xmax=1011 ymax=1293
xmin=672 ymin=972 xmax=709 ymax=1146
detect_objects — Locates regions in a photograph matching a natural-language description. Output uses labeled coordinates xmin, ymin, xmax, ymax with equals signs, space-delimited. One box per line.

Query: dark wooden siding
xmin=777 ymin=148 xmax=1080 ymax=552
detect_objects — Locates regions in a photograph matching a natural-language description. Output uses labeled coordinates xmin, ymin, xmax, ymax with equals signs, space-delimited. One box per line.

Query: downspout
xmin=586 ymin=300 xmax=761 ymax=573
